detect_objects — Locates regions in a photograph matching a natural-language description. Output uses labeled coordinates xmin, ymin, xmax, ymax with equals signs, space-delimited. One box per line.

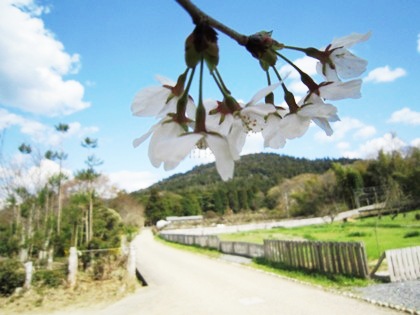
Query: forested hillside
xmin=133 ymin=153 xmax=357 ymax=223
xmin=134 ymin=150 xmax=420 ymax=225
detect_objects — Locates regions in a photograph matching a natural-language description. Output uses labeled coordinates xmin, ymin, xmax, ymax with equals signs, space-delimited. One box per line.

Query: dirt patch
xmin=0 ymin=273 xmax=141 ymax=315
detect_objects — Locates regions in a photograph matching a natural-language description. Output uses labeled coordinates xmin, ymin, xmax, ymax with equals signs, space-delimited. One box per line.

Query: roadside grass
xmin=220 ymin=209 xmax=420 ymax=263
xmin=250 ymin=258 xmax=372 ymax=289
xmin=155 ymin=235 xmax=221 ymax=259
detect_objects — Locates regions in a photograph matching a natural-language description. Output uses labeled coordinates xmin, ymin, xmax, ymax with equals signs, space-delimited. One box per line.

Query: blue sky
xmin=1 ymin=0 xmax=419 ymax=193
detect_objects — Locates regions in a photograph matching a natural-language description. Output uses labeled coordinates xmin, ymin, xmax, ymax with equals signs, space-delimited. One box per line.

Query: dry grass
xmin=0 ymin=270 xmax=141 ymax=315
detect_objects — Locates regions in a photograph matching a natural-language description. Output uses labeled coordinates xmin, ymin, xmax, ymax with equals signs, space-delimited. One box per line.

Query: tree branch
xmin=175 ymin=0 xmax=248 ymax=46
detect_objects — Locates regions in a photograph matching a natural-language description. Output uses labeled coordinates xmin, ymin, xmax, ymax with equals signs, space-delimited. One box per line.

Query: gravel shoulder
xmin=353 ymin=280 xmax=420 ymax=312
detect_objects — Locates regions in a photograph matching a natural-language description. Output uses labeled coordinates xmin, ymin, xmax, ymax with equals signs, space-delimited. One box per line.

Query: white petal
xmin=246 ymin=83 xmax=281 ymax=106
xmin=243 ymin=104 xmax=277 ymax=116
xmin=299 ymin=103 xmax=337 ymax=119
xmin=331 ymin=32 xmax=371 ymax=49
xmin=133 ymin=131 xmax=152 ymax=148
xmin=206 ymin=134 xmax=235 ymax=181
xmin=157 ymin=133 xmax=202 ymax=171
xmin=316 ymin=62 xmax=340 ymax=81
xmin=207 ymin=113 xmax=234 ymax=136
xmin=319 ymin=79 xmax=362 ymax=100
xmin=312 ymin=118 xmax=333 ymax=136
xmin=149 ymin=120 xmax=185 ymax=167
xmin=279 ymin=114 xmax=311 ymax=139
xmin=186 ymin=98 xmax=197 ymax=119
xmin=132 ymin=121 xmax=162 ymax=148
xmin=332 ymin=50 xmax=368 ymax=79
xmin=155 ymin=75 xmax=176 ymax=86
xmin=264 ymin=132 xmax=286 ymax=149
xmin=131 ymin=86 xmax=170 ymax=116
xmin=227 ymin=119 xmax=246 ymax=160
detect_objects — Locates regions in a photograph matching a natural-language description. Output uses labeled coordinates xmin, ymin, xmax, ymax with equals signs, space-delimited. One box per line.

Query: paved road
xmin=51 ymin=229 xmax=400 ymax=315
xmin=97 ymin=230 xmax=400 ymax=315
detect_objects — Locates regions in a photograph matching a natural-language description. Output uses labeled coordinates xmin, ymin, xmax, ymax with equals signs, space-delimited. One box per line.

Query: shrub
xmin=415 ymin=213 xmax=420 ymax=221
xmin=347 ymin=231 xmax=368 ymax=237
xmin=403 ymin=231 xmax=420 ymax=238
xmin=33 ymin=269 xmax=65 ymax=288
xmin=0 ymin=260 xmax=25 ymax=296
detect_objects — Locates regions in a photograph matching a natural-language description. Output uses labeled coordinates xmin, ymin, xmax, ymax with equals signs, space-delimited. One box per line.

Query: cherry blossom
xmin=316 ymin=79 xmax=362 ymax=100
xmin=315 ymin=32 xmax=371 ymax=81
xmin=131 ymin=76 xmax=196 ymax=119
xmin=158 ymin=131 xmax=236 ymax=181
xmin=205 ymin=84 xmax=279 ymax=156
xmin=132 ymin=116 xmax=188 ymax=170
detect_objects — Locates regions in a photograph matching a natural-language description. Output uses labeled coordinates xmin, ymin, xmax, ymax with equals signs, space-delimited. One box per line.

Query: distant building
xmin=166 ymin=215 xmax=203 ymax=223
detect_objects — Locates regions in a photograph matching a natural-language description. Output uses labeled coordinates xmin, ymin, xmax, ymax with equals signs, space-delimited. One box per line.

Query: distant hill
xmin=137 ymin=153 xmax=357 ymax=194
xmin=131 ymin=153 xmax=358 ymax=223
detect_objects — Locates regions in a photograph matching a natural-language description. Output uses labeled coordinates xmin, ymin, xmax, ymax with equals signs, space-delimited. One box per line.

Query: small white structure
xmin=156 ymin=220 xmax=170 ymax=230
xmin=166 ymin=215 xmax=203 ymax=223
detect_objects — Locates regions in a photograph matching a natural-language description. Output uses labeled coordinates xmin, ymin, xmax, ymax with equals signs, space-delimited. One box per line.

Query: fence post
xmin=47 ymin=248 xmax=54 ymax=270
xmin=68 ymin=247 xmax=78 ymax=289
xmin=121 ymin=235 xmax=129 ymax=256
xmin=19 ymin=248 xmax=28 ymax=263
xmin=24 ymin=261 xmax=33 ymax=290
xmin=127 ymin=242 xmax=136 ymax=280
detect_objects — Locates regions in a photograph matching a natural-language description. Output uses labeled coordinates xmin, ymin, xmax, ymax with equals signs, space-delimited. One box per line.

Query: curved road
xmin=54 ymin=229 xmax=400 ymax=315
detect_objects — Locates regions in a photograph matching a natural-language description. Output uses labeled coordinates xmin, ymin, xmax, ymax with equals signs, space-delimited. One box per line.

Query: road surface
xmin=52 ymin=229 xmax=400 ymax=315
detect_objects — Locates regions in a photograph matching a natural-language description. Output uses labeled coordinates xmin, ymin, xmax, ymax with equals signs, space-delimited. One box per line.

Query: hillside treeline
xmin=135 ymin=149 xmax=420 ymax=224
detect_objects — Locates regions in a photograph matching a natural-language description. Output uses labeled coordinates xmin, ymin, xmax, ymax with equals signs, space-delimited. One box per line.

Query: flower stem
xmin=272 ymin=66 xmax=299 ymax=113
xmin=211 ymin=71 xmax=229 ymax=98
xmin=175 ymin=0 xmax=248 ymax=46
xmin=283 ymin=45 xmax=308 ymax=53
xmin=276 ymin=51 xmax=318 ymax=92
xmin=195 ymin=59 xmax=207 ymax=132
xmin=176 ymin=67 xmax=196 ymax=121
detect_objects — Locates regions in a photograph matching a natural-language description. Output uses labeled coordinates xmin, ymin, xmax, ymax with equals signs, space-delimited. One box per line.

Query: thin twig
xmin=175 ymin=0 xmax=248 ymax=46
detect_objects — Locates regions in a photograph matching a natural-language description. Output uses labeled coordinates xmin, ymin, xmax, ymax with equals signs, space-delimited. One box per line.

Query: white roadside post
xmin=24 ymin=261 xmax=33 ymax=290
xmin=127 ymin=242 xmax=136 ymax=280
xmin=68 ymin=247 xmax=78 ymax=289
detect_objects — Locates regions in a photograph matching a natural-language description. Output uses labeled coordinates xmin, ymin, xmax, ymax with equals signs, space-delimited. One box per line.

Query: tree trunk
xmin=88 ymin=189 xmax=94 ymax=243
xmin=57 ymin=182 xmax=62 ymax=234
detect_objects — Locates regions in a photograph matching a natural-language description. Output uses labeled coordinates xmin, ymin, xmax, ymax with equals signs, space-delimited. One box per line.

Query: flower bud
xmin=246 ymin=31 xmax=283 ymax=70
xmin=185 ymin=23 xmax=219 ymax=71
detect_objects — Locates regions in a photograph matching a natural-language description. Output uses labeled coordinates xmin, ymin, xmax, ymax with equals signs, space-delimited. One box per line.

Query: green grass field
xmin=220 ymin=210 xmax=420 ymax=264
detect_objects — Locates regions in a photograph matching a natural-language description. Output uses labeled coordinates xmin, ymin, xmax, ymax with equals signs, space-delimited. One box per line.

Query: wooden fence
xmin=160 ymin=233 xmax=369 ymax=278
xmin=386 ymin=246 xmax=420 ymax=282
xmin=371 ymin=246 xmax=420 ymax=282
xmin=264 ymin=240 xmax=369 ymax=278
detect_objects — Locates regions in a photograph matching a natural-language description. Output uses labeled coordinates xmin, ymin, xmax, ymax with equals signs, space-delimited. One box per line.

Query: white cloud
xmin=0 ymin=108 xmax=98 ymax=146
xmin=364 ymin=66 xmax=406 ymax=83
xmin=417 ymin=33 xmax=420 ymax=53
xmin=343 ymin=133 xmax=407 ymax=159
xmin=411 ymin=138 xmax=420 ymax=148
xmin=388 ymin=107 xmax=420 ymax=125
xmin=337 ymin=142 xmax=350 ymax=150
xmin=108 ymin=171 xmax=160 ymax=192
xmin=1 ymin=158 xmax=71 ymax=199
xmin=314 ymin=117 xmax=376 ymax=143
xmin=0 ymin=0 xmax=89 ymax=116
